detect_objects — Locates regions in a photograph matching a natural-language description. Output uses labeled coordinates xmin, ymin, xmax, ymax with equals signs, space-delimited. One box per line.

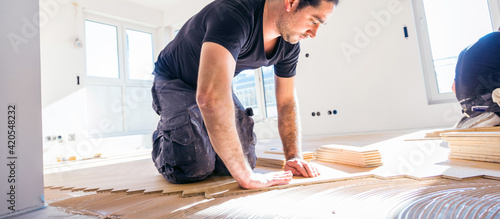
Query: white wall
xmin=295 ymin=0 xmax=463 ymax=136
xmin=40 ymin=0 xmax=164 ymax=163
xmin=0 ymin=0 xmax=44 ymax=216
xmin=161 ymin=0 xmax=212 ymax=27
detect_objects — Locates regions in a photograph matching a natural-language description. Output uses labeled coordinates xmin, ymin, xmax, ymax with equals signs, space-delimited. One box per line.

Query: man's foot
xmin=454 ymin=112 xmax=500 ymax=129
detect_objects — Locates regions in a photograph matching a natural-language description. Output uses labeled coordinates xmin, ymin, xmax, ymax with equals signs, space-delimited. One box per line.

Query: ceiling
xmin=123 ymin=0 xmax=185 ymax=12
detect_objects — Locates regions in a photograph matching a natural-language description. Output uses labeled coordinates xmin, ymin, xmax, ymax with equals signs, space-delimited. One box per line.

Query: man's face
xmin=277 ymin=0 xmax=335 ymax=44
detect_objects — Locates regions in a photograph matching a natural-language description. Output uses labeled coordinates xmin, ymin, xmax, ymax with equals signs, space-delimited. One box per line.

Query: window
xmin=85 ymin=21 xmax=120 ymax=79
xmin=413 ymin=0 xmax=500 ymax=104
xmin=126 ymin=29 xmax=154 ymax=81
xmin=84 ymin=15 xmax=158 ymax=137
xmin=262 ymin=66 xmax=278 ymax=118
xmin=233 ymin=66 xmax=278 ymax=121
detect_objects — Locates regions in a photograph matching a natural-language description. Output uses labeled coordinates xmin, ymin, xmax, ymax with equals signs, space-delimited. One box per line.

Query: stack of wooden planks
xmin=425 ymin=126 xmax=500 ymax=138
xmin=315 ymin=145 xmax=382 ymax=167
xmin=255 ymin=149 xmax=316 ymax=169
xmin=264 ymin=148 xmax=316 ymax=160
xmin=442 ymin=132 xmax=500 ymax=163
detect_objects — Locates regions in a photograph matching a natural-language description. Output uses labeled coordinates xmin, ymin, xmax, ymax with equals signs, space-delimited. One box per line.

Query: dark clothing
xmin=455 ymin=32 xmax=500 ymax=118
xmin=151 ymin=0 xmax=300 ymax=183
xmin=153 ymin=0 xmax=300 ymax=89
xmin=151 ymin=76 xmax=257 ymax=183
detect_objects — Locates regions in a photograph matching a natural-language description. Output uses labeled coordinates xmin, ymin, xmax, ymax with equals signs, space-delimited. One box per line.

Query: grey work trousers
xmin=151 ymin=76 xmax=257 ymax=184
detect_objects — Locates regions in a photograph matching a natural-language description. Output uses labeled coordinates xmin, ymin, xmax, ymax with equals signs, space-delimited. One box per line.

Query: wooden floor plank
xmin=316 ymin=144 xmax=382 ymax=167
xmin=426 ymin=126 xmax=500 ymax=138
xmin=43 ymin=129 xmax=500 ymax=206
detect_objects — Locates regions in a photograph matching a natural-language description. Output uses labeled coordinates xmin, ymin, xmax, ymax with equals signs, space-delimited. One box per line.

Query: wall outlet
xmin=68 ymin=134 xmax=76 ymax=141
xmin=57 ymin=135 xmax=63 ymax=143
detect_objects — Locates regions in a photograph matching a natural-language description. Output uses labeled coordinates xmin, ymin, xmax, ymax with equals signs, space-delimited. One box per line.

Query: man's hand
xmin=238 ymin=171 xmax=293 ymax=189
xmin=493 ymin=88 xmax=500 ymax=107
xmin=284 ymin=158 xmax=320 ymax=177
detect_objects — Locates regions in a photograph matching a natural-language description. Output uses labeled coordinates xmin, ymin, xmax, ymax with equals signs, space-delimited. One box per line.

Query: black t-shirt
xmin=455 ymin=32 xmax=500 ymax=115
xmin=153 ymin=0 xmax=301 ymax=89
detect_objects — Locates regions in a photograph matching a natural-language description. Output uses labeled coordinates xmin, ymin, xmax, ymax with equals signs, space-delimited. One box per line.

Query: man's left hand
xmin=284 ymin=158 xmax=320 ymax=178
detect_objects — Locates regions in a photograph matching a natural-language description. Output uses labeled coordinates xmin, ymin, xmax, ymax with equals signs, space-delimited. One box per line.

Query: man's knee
xmin=152 ymin=129 xmax=217 ymax=183
xmin=152 ymin=107 xmax=217 ymax=184
xmin=154 ymin=133 xmax=216 ymax=183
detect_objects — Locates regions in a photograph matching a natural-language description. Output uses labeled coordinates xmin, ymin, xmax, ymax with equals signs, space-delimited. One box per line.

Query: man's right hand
xmin=238 ymin=171 xmax=293 ymax=189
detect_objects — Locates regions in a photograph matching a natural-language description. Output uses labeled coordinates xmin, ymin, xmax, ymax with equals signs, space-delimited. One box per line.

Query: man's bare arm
xmin=197 ymin=42 xmax=293 ymax=188
xmin=275 ymin=76 xmax=319 ymax=177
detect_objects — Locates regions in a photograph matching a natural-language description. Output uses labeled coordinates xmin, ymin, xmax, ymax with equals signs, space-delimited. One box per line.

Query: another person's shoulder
xmin=477 ymin=32 xmax=500 ymax=46
xmin=464 ymin=31 xmax=500 ymax=55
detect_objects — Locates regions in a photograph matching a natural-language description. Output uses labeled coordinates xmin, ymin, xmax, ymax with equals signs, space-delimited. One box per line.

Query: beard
xmin=276 ymin=14 xmax=304 ymax=44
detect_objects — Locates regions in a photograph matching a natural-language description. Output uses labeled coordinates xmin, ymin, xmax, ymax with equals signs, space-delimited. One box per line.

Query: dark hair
xmin=297 ymin=0 xmax=339 ymax=10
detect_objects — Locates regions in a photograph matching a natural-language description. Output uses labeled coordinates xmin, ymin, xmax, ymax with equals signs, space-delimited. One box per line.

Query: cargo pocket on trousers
xmin=164 ymin=112 xmax=197 ymax=166
xmin=151 ymin=130 xmax=164 ymax=172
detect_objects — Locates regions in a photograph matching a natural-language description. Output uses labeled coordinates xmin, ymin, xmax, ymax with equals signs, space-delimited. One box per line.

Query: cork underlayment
xmin=49 ymin=176 xmax=500 ymax=218
xmin=43 ymin=130 xmax=500 ymax=218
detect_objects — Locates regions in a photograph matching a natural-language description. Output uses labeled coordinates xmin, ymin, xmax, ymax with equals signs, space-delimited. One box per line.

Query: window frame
xmin=83 ymin=13 xmax=159 ymax=138
xmin=254 ymin=67 xmax=268 ymax=121
xmin=84 ymin=14 xmax=157 ymax=85
xmin=412 ymin=0 xmax=500 ymax=104
xmin=83 ymin=16 xmax=124 ymax=84
xmin=233 ymin=67 xmax=278 ymax=122
xmin=122 ymin=24 xmax=156 ymax=83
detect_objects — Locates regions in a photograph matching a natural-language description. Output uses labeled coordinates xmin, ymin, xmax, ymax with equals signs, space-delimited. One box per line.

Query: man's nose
xmin=307 ymin=26 xmax=319 ymax=38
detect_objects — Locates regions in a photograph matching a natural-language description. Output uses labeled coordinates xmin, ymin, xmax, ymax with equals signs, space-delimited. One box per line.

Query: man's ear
xmin=285 ymin=0 xmax=298 ymax=12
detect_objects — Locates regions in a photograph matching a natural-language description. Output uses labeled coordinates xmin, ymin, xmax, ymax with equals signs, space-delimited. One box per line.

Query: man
xmin=151 ymin=0 xmax=337 ymax=189
xmin=452 ymin=27 xmax=500 ymax=129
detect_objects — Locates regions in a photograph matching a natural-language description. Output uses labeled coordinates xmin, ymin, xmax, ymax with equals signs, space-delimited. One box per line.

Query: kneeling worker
xmin=453 ymin=27 xmax=500 ymax=129
xmin=151 ymin=0 xmax=338 ymax=189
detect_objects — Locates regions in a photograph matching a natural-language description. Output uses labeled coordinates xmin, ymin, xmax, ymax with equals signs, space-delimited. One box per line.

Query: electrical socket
xmin=68 ymin=134 xmax=76 ymax=141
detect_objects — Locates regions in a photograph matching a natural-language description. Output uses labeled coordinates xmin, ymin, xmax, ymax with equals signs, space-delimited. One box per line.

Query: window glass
xmin=124 ymin=86 xmax=158 ymax=132
xmin=233 ymin=70 xmax=260 ymax=116
xmin=262 ymin=66 xmax=277 ymax=118
xmin=85 ymin=20 xmax=120 ymax=79
xmin=422 ymin=0 xmax=493 ymax=93
xmin=86 ymin=85 xmax=124 ymax=134
xmin=84 ymin=17 xmax=158 ymax=136
xmin=126 ymin=29 xmax=154 ymax=81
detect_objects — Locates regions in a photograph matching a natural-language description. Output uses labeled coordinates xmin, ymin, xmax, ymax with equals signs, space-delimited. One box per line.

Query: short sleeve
xmin=274 ymin=44 xmax=300 ymax=78
xmin=202 ymin=2 xmax=251 ymax=61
